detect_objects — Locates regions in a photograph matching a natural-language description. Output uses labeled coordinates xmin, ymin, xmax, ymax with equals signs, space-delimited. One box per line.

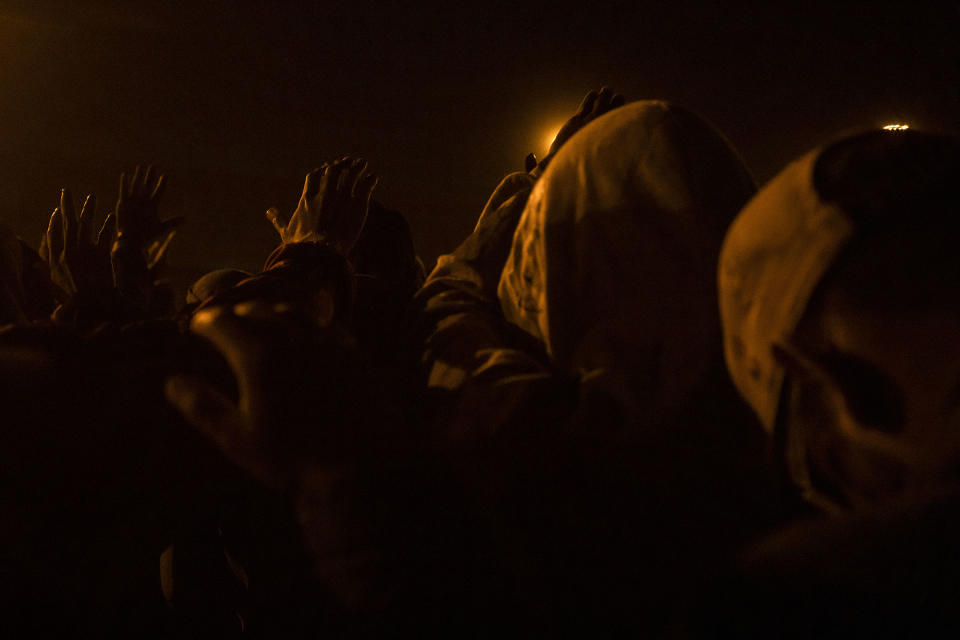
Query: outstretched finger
xmin=78 ymin=194 xmax=96 ymax=245
xmin=38 ymin=231 xmax=48 ymax=263
xmin=588 ymin=88 xmax=615 ymax=120
xmin=151 ymin=173 xmax=167 ymax=201
xmin=302 ymin=167 xmax=323 ymax=201
xmin=129 ymin=165 xmax=142 ymax=198
xmin=575 ymin=89 xmax=600 ymax=118
xmin=354 ymin=172 xmax=378 ymax=206
xmin=142 ymin=165 xmax=156 ymax=193
xmin=345 ymin=158 xmax=368 ymax=196
xmin=265 ymin=207 xmax=286 ymax=236
xmin=97 ymin=213 xmax=116 ymax=250
xmin=46 ymin=208 xmax=64 ymax=260
xmin=593 ymin=86 xmax=615 ymax=113
xmin=60 ymin=189 xmax=77 ymax=250
xmin=610 ymin=93 xmax=626 ymax=109
xmin=147 ymin=229 xmax=178 ymax=269
xmin=324 ymin=158 xmax=352 ymax=195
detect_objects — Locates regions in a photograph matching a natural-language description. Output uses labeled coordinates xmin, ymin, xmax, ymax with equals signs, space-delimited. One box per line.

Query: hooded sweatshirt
xmin=410 ymin=101 xmax=779 ymax=632
xmin=497 ymin=100 xmax=755 ymax=420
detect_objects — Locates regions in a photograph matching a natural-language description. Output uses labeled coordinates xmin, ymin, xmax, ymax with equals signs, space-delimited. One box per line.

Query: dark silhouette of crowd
xmin=1 ymin=87 xmax=959 ymax=637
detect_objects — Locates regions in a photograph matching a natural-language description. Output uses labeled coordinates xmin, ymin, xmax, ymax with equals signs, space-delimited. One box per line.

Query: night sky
xmin=0 ymin=0 xmax=957 ymax=292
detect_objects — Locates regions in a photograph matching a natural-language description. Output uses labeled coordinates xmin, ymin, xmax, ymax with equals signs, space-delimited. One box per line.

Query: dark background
xmin=0 ymin=0 xmax=957 ymax=293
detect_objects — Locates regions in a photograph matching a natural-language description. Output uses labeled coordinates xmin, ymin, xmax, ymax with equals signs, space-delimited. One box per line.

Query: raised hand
xmin=266 ymin=157 xmax=378 ymax=254
xmin=165 ymin=306 xmax=288 ymax=489
xmin=39 ymin=189 xmax=115 ymax=298
xmin=531 ymin=87 xmax=625 ymax=176
xmin=165 ymin=304 xmax=402 ymax=611
xmin=115 ymin=165 xmax=182 ymax=266
xmin=164 ymin=302 xmax=346 ymax=490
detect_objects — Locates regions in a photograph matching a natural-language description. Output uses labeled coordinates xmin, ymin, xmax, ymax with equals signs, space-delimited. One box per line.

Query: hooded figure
xmin=719 ymin=129 xmax=960 ymax=510
xmin=413 ymin=100 xmax=780 ymax=632
xmin=497 ymin=100 xmax=755 ymax=420
xmin=711 ymin=129 xmax=960 ymax=637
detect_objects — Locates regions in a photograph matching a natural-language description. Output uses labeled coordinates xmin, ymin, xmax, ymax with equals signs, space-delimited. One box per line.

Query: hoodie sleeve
xmin=412 ymin=175 xmax=578 ymax=441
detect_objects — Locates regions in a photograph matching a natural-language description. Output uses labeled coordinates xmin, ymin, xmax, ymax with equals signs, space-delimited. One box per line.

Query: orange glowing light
xmin=543 ymin=127 xmax=561 ymax=153
xmin=882 ymin=123 xmax=910 ymax=131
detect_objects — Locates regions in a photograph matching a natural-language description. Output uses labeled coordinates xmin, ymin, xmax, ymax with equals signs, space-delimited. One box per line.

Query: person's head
xmin=185 ymin=268 xmax=253 ymax=306
xmin=720 ymin=129 xmax=960 ymax=510
xmin=498 ymin=101 xmax=755 ymax=418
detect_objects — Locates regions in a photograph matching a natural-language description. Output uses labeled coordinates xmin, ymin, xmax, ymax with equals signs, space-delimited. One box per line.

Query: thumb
xmin=524 ymin=153 xmax=538 ymax=173
xmin=38 ymin=232 xmax=49 ymax=263
xmin=265 ymin=207 xmax=286 ymax=236
xmin=147 ymin=229 xmax=178 ymax=270
xmin=97 ymin=213 xmax=117 ymax=251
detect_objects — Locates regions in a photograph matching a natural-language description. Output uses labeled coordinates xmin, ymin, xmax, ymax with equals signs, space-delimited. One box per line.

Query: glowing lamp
xmin=882 ymin=123 xmax=910 ymax=131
